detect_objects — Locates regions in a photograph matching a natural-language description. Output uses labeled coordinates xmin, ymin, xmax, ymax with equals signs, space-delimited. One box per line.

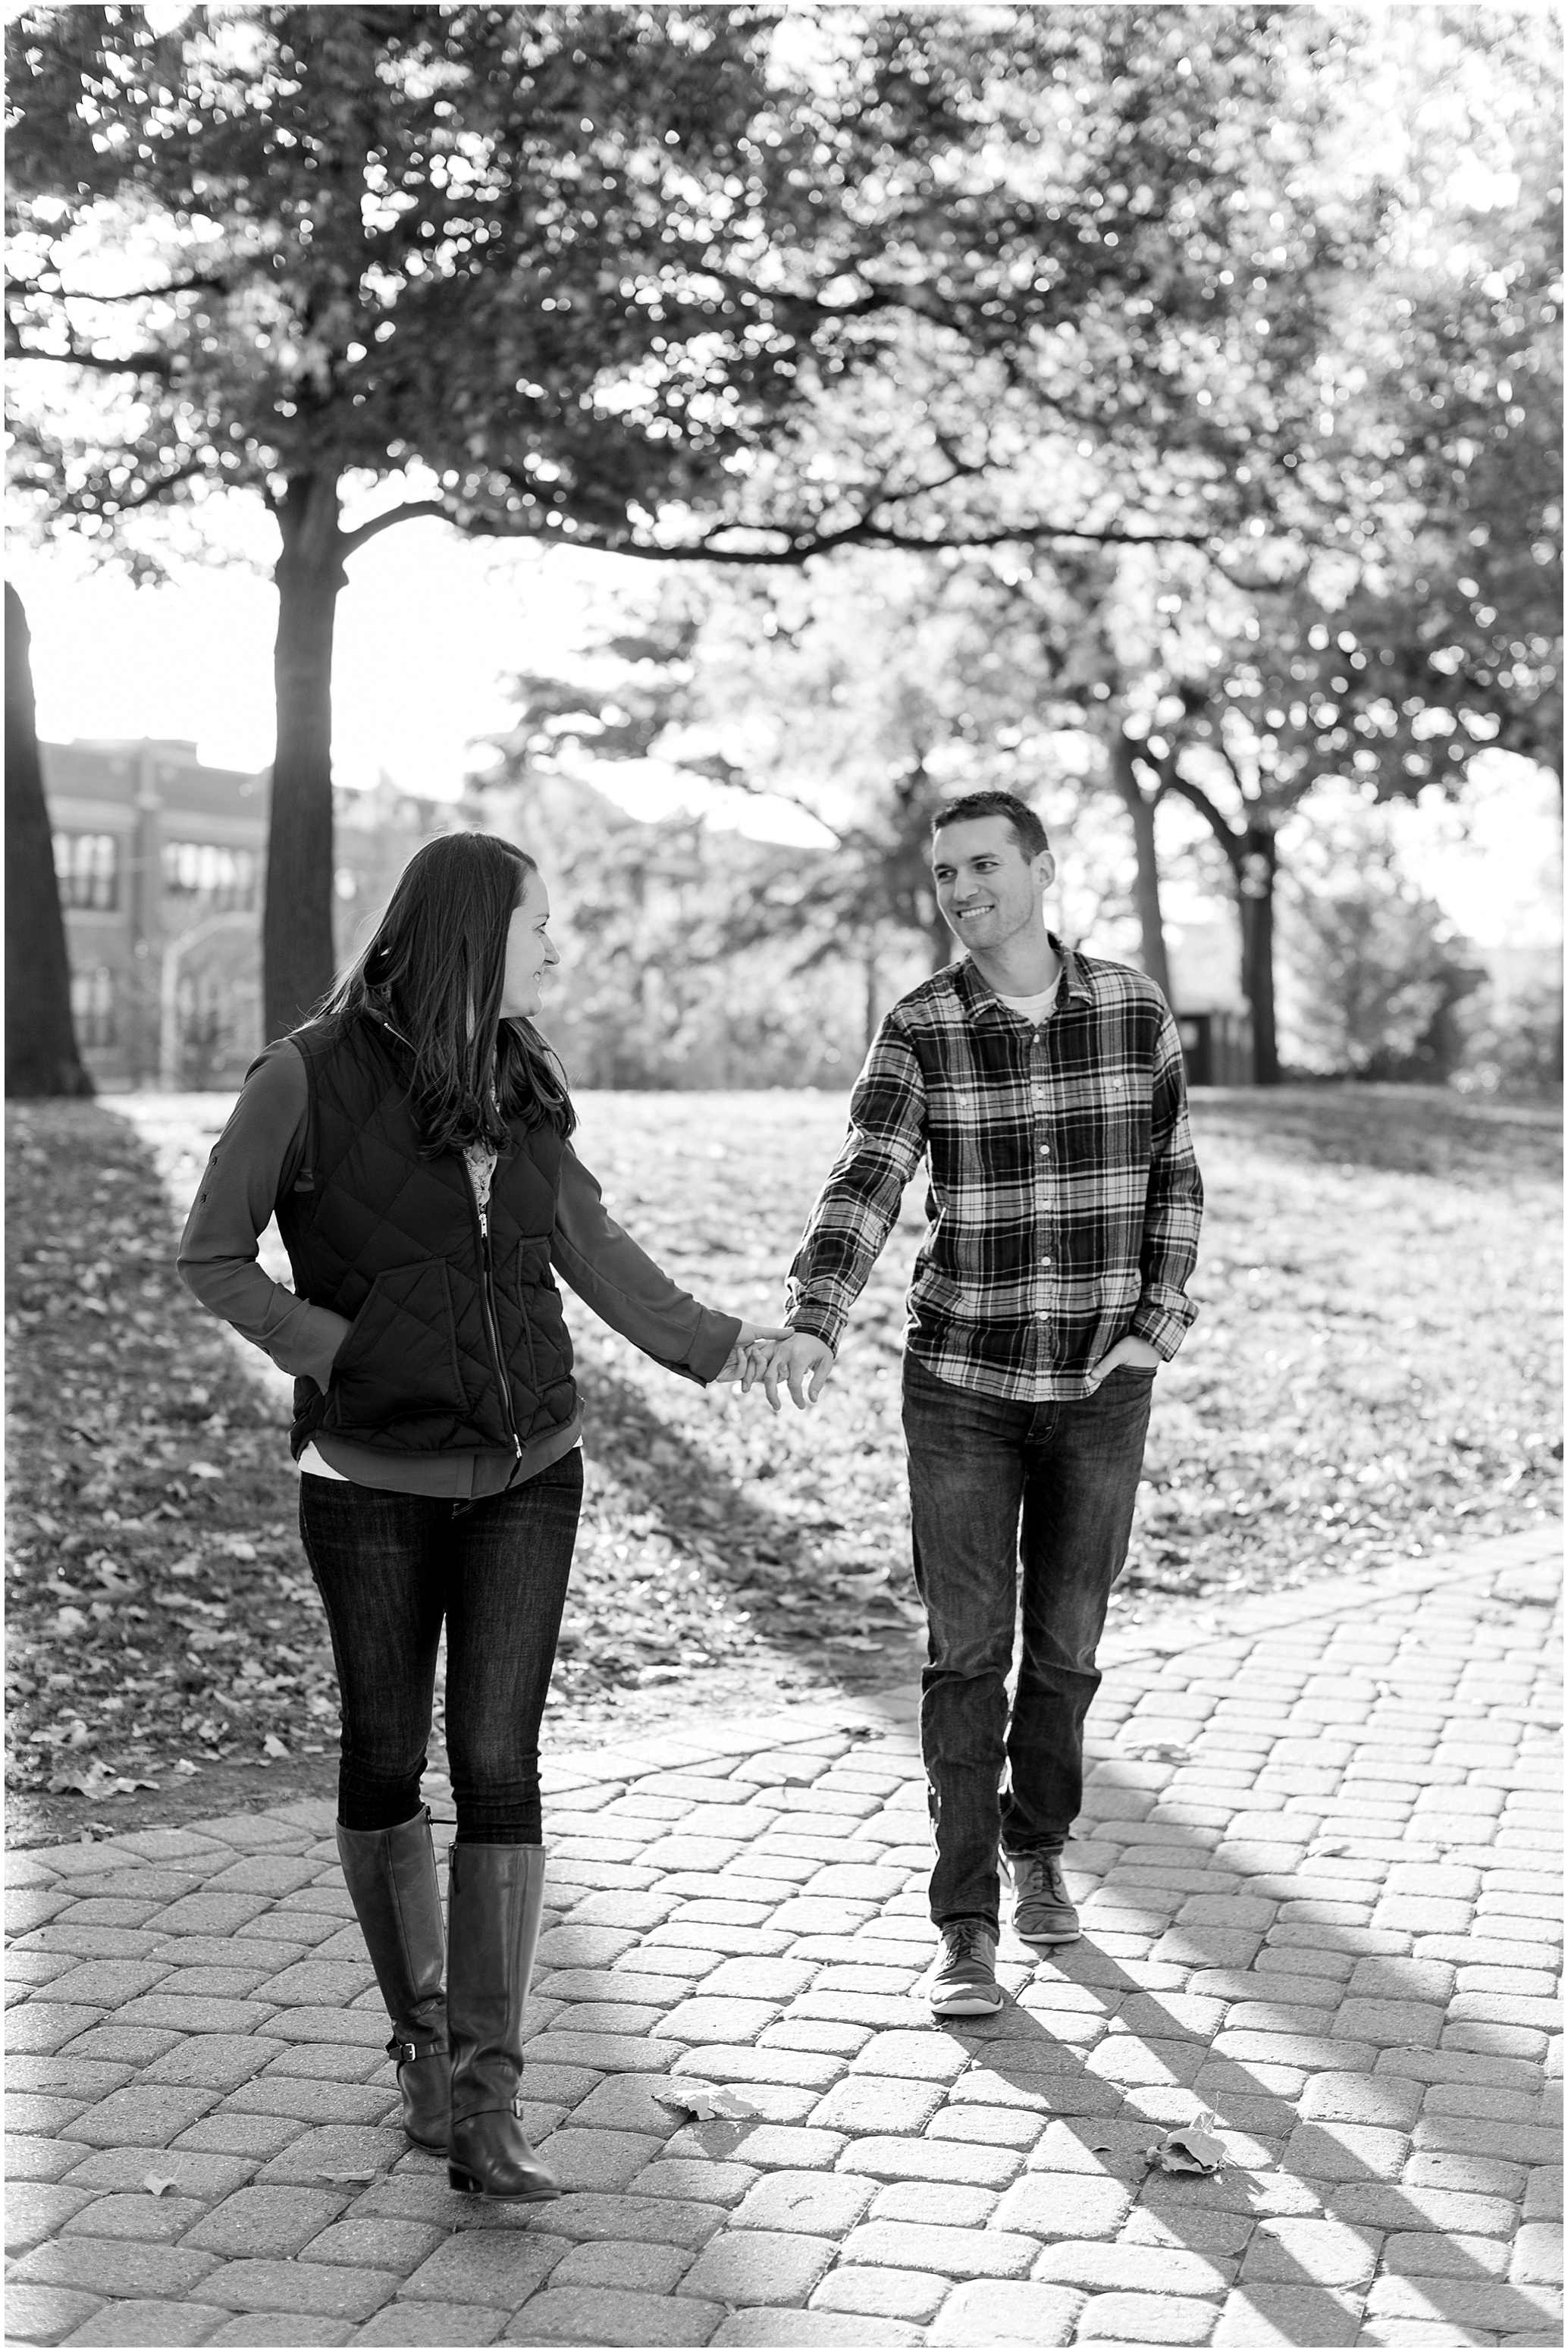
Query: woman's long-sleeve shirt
xmin=177 ymin=1041 xmax=740 ymax=1497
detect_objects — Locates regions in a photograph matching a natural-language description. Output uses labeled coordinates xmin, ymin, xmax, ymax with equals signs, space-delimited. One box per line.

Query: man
xmin=765 ymin=790 xmax=1203 ymax=2018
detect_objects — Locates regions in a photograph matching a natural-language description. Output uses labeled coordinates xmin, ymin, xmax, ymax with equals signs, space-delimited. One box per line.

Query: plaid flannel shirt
xmin=785 ymin=940 xmax=1203 ymax=1402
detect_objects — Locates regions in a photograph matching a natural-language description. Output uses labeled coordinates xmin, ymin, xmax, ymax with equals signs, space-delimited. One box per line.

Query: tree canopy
xmin=8 ymin=5 xmax=1344 ymax=562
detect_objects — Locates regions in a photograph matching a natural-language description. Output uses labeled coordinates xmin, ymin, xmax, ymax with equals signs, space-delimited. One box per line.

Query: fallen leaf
xmin=315 ymin=2169 xmax=378 ymax=2184
xmin=653 ymin=2083 xmax=764 ymax=2123
xmin=187 ymin=1463 xmax=224 ymax=1480
xmin=143 ymin=2172 xmax=180 ymax=2197
xmin=1124 ymin=1742 xmax=1191 ymax=1762
xmin=49 ymin=1762 xmax=160 ymax=1798
xmin=172 ymin=1758 xmax=202 ymax=1777
xmin=1146 ymin=2112 xmax=1227 ymax=2175
xmin=262 ymin=1734 xmax=290 ymax=1759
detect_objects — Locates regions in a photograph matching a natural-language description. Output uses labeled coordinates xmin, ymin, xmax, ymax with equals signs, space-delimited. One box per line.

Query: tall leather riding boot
xmin=445 ymin=1841 xmax=559 ymax=2201
xmin=335 ymin=1810 xmax=450 ymax=2152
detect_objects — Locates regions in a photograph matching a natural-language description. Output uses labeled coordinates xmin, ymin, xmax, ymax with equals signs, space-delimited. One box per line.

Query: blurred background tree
xmin=1277 ymin=795 xmax=1487 ymax=1083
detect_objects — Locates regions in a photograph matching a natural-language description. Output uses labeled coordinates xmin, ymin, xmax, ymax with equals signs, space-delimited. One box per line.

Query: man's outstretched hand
xmin=759 ymin=1331 xmax=836 ymax=1413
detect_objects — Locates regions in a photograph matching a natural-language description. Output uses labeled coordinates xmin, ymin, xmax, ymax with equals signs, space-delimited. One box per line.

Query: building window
xmin=162 ymin=840 xmax=257 ymax=911
xmin=176 ymin=969 xmax=228 ymax=1051
xmin=71 ymin=967 xmax=115 ymax=1049
xmin=54 ymin=833 xmax=119 ymax=911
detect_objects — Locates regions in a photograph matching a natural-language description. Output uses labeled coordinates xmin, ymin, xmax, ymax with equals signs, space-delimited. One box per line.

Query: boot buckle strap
xmin=388 ymin=2034 xmax=434 ymax=2067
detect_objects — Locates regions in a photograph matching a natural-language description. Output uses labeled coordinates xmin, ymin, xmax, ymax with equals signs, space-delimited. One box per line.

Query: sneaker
xmin=1008 ymin=1851 xmax=1080 ymax=1945
xmin=929 ymin=1918 xmax=1005 ymax=2017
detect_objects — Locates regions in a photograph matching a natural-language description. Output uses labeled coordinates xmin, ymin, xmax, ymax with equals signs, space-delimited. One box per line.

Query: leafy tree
xmin=1110 ymin=550 xmax=1552 ymax=1085
xmin=463 ymin=749 xmax=871 ymax=1087
xmin=1313 ymin=9 xmax=1563 ymax=782
xmin=1063 ymin=10 xmax=1563 ymax=1074
xmin=1276 ymin=798 xmax=1486 ymax=1080
xmin=1458 ymin=965 xmax=1564 ymax=1096
xmin=5 ymin=585 xmax=93 ymax=1098
xmin=479 ymin=559 xmax=1153 ymax=1040
xmin=9 ymin=2 xmax=1350 ymax=1033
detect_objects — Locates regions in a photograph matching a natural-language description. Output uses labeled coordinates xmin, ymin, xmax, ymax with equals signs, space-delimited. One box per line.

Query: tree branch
xmin=339 ymin=500 xmax=456 ymax=557
xmin=610 ymin=510 xmax=1214 ymax=566
xmin=80 ymin=458 xmax=210 ymax=515
xmin=723 ymin=773 xmax=844 ymax=843
xmin=1212 ymin=732 xmax=1257 ymax=807
xmin=1162 ymin=767 xmax=1245 ymax=866
xmin=1259 ymin=759 xmax=1337 ymax=818
xmin=21 ymin=273 xmax=234 ymax=306
xmin=6 ymin=327 xmax=174 ymax=379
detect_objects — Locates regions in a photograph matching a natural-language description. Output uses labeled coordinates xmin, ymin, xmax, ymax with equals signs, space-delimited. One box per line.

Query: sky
xmin=13 ymin=519 xmax=1561 ymax=952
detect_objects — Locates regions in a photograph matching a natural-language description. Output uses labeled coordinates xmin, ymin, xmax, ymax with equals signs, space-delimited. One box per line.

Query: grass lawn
xmin=5 ymin=1081 xmax=1559 ymax=1841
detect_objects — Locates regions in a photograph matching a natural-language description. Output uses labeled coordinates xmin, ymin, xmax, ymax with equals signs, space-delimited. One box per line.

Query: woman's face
xmin=499 ymin=867 xmax=559 ymax=1020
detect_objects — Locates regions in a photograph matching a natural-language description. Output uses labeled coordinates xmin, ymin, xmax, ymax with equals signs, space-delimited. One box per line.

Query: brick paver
xmin=5 ymin=1524 xmax=1560 ymax=2347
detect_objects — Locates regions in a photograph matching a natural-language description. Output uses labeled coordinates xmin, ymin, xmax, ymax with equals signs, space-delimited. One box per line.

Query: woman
xmin=178 ymin=833 xmax=779 ymax=2202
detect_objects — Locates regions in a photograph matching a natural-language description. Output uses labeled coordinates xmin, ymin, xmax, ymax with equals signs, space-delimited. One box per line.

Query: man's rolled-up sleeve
xmin=1129 ymin=1005 xmax=1203 ymax=1359
xmin=784 ymin=1016 xmax=927 ymax=1353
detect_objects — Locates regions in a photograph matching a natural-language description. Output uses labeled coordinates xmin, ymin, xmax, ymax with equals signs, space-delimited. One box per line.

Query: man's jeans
xmin=298 ymin=1450 xmax=582 ymax=1845
xmin=902 ymin=1352 xmax=1153 ymax=1931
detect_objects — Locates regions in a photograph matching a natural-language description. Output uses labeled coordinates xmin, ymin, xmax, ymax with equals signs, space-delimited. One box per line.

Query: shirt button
xmin=1040 ymin=1254 xmax=1052 ymax=1265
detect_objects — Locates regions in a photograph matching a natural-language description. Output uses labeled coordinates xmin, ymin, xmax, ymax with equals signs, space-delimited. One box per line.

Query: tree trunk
xmin=1107 ymin=726 xmax=1172 ymax=999
xmin=5 ymin=585 xmax=93 ymax=1098
xmin=1239 ymin=823 xmax=1280 ymax=1085
xmin=863 ymin=930 xmax=880 ymax=1055
xmin=264 ymin=471 xmax=344 ymax=1040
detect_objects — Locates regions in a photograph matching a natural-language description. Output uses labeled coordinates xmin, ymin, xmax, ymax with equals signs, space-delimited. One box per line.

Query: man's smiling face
xmin=930 ymin=814 xmax=1055 ymax=955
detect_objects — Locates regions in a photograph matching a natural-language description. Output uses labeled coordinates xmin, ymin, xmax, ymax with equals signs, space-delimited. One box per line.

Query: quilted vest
xmin=276 ymin=1011 xmax=576 ymax=1463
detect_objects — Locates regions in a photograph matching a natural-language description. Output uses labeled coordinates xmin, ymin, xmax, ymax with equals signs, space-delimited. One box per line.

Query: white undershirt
xmin=996 ymin=978 xmax=1061 ymax=1023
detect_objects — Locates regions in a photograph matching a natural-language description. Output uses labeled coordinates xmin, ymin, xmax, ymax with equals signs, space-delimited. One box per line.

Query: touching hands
xmin=759 ymin=1331 xmax=836 ymax=1413
xmin=1083 ymin=1333 xmax=1162 ymax=1391
xmin=713 ymin=1325 xmax=835 ymax=1410
xmin=713 ymin=1324 xmax=793 ymax=1388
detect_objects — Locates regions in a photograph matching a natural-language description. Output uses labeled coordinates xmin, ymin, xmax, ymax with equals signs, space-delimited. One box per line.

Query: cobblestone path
xmin=6 ymin=1523 xmax=1561 ymax=2350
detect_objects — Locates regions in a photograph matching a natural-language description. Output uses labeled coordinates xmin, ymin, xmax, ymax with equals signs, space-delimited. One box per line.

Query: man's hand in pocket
xmin=1084 ymin=1334 xmax=1162 ymax=1392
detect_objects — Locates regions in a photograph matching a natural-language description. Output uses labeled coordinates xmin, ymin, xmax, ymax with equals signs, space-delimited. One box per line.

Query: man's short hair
xmin=930 ymin=790 xmax=1050 ymax=862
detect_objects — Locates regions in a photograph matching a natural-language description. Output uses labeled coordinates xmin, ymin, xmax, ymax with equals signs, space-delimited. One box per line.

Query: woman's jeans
xmin=902 ymin=1353 xmax=1153 ymax=1932
xmin=298 ymin=1451 xmax=583 ymax=1845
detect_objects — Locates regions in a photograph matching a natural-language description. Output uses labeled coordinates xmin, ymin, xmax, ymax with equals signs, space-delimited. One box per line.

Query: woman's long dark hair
xmin=312 ymin=833 xmax=574 ymax=1154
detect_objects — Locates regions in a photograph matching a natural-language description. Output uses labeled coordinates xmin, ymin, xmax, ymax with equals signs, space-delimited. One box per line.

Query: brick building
xmin=42 ymin=742 xmax=454 ymax=1089
xmin=42 ymin=737 xmax=269 ymax=1090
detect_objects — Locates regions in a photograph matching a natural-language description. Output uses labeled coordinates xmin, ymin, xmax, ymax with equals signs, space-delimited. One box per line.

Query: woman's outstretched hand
xmin=713 ymin=1323 xmax=793 ymax=1390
